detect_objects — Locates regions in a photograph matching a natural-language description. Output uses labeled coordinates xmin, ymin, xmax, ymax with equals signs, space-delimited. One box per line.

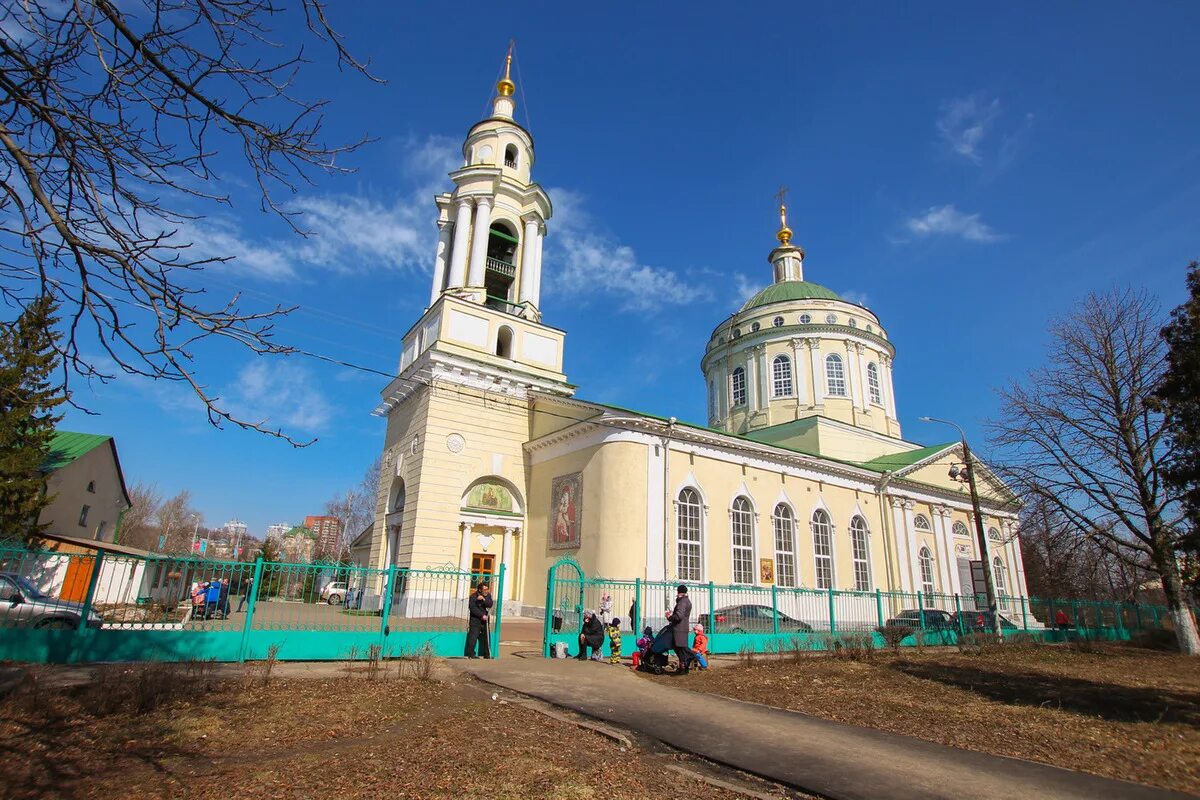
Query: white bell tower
xmin=429 ymin=42 xmax=551 ymax=323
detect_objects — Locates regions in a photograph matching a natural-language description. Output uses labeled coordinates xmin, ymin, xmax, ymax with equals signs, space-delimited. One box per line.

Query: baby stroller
xmin=636 ymin=625 xmax=676 ymax=674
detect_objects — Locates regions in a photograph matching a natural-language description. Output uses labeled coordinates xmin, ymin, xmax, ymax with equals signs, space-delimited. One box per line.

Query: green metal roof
xmin=41 ymin=431 xmax=112 ymax=473
xmin=857 ymin=443 xmax=957 ymax=472
xmin=739 ymin=280 xmax=842 ymax=312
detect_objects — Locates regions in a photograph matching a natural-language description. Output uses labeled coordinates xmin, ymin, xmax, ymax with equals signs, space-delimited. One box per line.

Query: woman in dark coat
xmin=576 ymin=610 xmax=605 ymax=660
xmin=668 ymin=585 xmax=693 ymax=673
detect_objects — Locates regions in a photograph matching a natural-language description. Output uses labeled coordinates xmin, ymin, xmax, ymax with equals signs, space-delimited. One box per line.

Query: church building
xmin=366 ymin=52 xmax=1028 ymax=619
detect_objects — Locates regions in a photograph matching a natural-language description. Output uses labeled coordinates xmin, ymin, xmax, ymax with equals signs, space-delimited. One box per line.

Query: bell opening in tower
xmin=485 ymin=221 xmax=519 ymax=311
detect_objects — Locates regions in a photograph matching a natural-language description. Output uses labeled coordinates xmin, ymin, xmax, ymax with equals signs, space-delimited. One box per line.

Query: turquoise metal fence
xmin=541 ymin=558 xmax=1195 ymax=657
xmin=0 ymin=546 xmax=504 ymax=664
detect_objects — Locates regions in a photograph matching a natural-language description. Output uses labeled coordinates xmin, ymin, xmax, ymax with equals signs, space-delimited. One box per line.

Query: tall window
xmin=771 ymin=354 xmax=793 ymax=398
xmin=866 ymin=362 xmax=882 ymax=405
xmin=731 ymin=367 xmax=747 ymax=407
xmin=825 ymin=354 xmax=846 ymax=396
xmin=993 ymin=556 xmax=1007 ymax=596
xmin=677 ymin=489 xmax=703 ymax=581
xmin=952 ymin=521 xmax=969 ymax=537
xmin=850 ymin=516 xmax=871 ymax=591
xmin=914 ymin=514 xmax=931 ymax=531
xmin=731 ymin=497 xmax=755 ymax=584
xmin=773 ymin=504 xmax=797 ymax=588
xmin=812 ymin=509 xmax=833 ymax=589
xmin=919 ymin=546 xmax=935 ymax=599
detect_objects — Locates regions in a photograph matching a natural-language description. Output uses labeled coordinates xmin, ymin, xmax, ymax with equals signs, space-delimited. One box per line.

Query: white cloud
xmin=903 ymin=205 xmax=1003 ymax=244
xmin=224 ymin=359 xmax=332 ymax=432
xmin=937 ymin=95 xmax=1001 ymax=163
xmin=543 ymin=189 xmax=711 ymax=312
xmin=840 ymin=289 xmax=871 ymax=307
xmin=734 ymin=273 xmax=760 ymax=309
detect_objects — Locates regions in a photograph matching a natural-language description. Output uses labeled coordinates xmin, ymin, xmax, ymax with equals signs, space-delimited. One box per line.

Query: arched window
xmin=988 ymin=526 xmax=1002 ymax=542
xmin=773 ymin=504 xmax=796 ymax=588
xmin=731 ymin=367 xmax=747 ymax=407
xmin=771 ymin=354 xmax=793 ymax=398
xmin=866 ymin=362 xmax=882 ymax=405
xmin=495 ymin=326 xmax=514 ymax=359
xmin=677 ymin=488 xmax=703 ymax=581
xmin=919 ymin=546 xmax=936 ymax=599
xmin=993 ymin=556 xmax=1007 ymax=596
xmin=388 ymin=480 xmax=407 ymax=515
xmin=504 ymin=144 xmax=518 ymax=169
xmin=731 ymin=496 xmax=755 ymax=584
xmin=952 ymin=521 xmax=969 ymax=538
xmin=799 ymin=314 xmax=812 ymax=324
xmin=850 ymin=516 xmax=871 ymax=591
xmin=825 ymin=354 xmax=846 ymax=397
xmin=811 ymin=509 xmax=833 ymax=589
xmin=913 ymin=514 xmax=931 ymax=531
xmin=484 ymin=222 xmax=519 ymax=307
xmin=732 ymin=327 xmax=742 ymax=339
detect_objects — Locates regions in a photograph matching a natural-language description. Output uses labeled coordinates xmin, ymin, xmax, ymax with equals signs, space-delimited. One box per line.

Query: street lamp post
xmin=918 ymin=416 xmax=1002 ymax=638
xmin=188 ymin=514 xmax=202 ymax=556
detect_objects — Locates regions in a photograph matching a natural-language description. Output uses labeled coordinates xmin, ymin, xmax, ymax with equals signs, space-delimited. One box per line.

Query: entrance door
xmin=470 ymin=553 xmax=496 ymax=585
xmin=61 ymin=555 xmax=96 ymax=603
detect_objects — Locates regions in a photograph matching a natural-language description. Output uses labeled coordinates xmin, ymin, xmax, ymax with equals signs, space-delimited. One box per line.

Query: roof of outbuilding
xmin=738 ymin=280 xmax=843 ymax=312
xmin=40 ymin=431 xmax=113 ymax=472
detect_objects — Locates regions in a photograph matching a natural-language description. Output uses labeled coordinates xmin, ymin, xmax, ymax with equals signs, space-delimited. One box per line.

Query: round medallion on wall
xmin=446 ymin=433 xmax=466 ymax=453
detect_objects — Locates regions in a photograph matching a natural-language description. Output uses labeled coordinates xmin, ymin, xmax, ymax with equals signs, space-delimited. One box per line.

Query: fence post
xmin=378 ymin=564 xmax=396 ymax=655
xmin=1150 ymin=605 xmax=1160 ymax=629
xmin=1020 ymin=596 xmax=1028 ymax=632
xmin=1134 ymin=604 xmax=1143 ymax=631
xmin=771 ymin=584 xmax=780 ymax=636
xmin=917 ymin=591 xmax=926 ymax=635
xmin=491 ymin=564 xmax=505 ymax=660
xmin=875 ymin=589 xmax=884 ymax=628
xmin=954 ymin=593 xmax=964 ymax=635
xmin=239 ymin=557 xmax=265 ymax=662
xmin=542 ymin=563 xmax=556 ymax=658
xmin=77 ymin=548 xmax=106 ymax=632
xmin=827 ymin=587 xmax=836 ymax=636
xmin=708 ymin=581 xmax=716 ymax=631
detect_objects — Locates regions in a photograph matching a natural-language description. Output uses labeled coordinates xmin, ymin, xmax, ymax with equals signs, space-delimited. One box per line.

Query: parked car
xmin=0 ymin=572 xmax=103 ymax=629
xmin=883 ymin=609 xmax=953 ymax=629
xmin=321 ymin=581 xmax=348 ymax=605
xmin=949 ymin=610 xmax=1020 ymax=632
xmin=706 ymin=604 xmax=813 ymax=634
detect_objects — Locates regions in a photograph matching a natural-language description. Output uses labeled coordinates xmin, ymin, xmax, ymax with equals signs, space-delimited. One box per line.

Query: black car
xmin=707 ymin=604 xmax=813 ymax=634
xmin=949 ymin=610 xmax=1020 ymax=632
xmin=882 ymin=609 xmax=953 ymax=629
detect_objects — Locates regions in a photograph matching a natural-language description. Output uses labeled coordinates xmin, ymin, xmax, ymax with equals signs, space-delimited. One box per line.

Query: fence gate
xmin=542 ymin=557 xmax=585 ymax=656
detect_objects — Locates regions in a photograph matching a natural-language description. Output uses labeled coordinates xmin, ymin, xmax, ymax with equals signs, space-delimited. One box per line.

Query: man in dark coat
xmin=465 ymin=581 xmax=494 ymax=659
xmin=668 ymin=584 xmax=693 ymax=673
xmin=576 ymin=610 xmax=605 ymax=660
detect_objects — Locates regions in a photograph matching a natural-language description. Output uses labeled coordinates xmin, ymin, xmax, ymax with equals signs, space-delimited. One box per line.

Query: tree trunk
xmin=1154 ymin=538 xmax=1200 ymax=655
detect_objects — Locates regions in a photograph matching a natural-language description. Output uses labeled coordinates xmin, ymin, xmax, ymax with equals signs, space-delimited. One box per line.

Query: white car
xmin=320 ymin=581 xmax=347 ymax=605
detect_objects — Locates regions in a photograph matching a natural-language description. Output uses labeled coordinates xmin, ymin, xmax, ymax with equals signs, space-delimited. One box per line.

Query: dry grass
xmin=667 ymin=643 xmax=1200 ymax=794
xmin=0 ymin=663 xmax=761 ymax=800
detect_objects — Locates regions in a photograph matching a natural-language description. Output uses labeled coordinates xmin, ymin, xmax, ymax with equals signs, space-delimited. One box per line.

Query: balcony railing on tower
xmin=486 ymin=257 xmax=516 ymax=278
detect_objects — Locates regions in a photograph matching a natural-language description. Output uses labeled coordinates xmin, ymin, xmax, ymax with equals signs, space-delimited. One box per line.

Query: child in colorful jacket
xmin=690 ymin=624 xmax=709 ymax=669
xmin=606 ymin=617 xmax=623 ymax=663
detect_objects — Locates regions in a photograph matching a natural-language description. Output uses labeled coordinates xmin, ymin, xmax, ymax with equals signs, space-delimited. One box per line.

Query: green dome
xmin=739 ymin=280 xmax=842 ymax=312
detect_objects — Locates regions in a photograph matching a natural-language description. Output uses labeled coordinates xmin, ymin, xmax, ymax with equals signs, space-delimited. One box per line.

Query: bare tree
xmin=115 ymin=481 xmax=163 ymax=551
xmin=323 ymin=455 xmax=381 ymax=555
xmin=991 ymin=288 xmax=1199 ymax=654
xmin=155 ymin=489 xmax=201 ymax=554
xmin=0 ymin=1 xmax=377 ymax=445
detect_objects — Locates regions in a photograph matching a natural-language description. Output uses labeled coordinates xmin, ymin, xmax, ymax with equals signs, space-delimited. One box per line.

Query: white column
xmin=458 ymin=523 xmax=473 ymax=598
xmin=446 ymin=198 xmax=472 ymax=288
xmin=531 ymin=225 xmax=545 ymax=307
xmin=845 ymin=341 xmax=862 ymax=407
xmin=881 ymin=355 xmax=898 ymax=419
xmin=501 ymin=527 xmax=517 ymax=601
xmin=931 ymin=507 xmax=956 ymax=597
xmin=429 ymin=218 xmax=452 ymax=305
xmin=856 ymin=344 xmax=871 ymax=412
xmin=716 ymin=363 xmax=728 ymax=421
xmin=466 ymin=197 xmax=493 ymax=288
xmin=889 ymin=498 xmax=911 ymax=593
xmin=757 ymin=346 xmax=770 ymax=409
xmin=902 ymin=501 xmax=921 ymax=597
xmin=518 ymin=217 xmax=539 ymax=304
xmin=807 ymin=339 xmax=822 ymax=404
xmin=790 ymin=338 xmax=808 ymax=405
xmin=1009 ymin=522 xmax=1030 ymax=597
xmin=744 ymin=349 xmax=758 ymax=412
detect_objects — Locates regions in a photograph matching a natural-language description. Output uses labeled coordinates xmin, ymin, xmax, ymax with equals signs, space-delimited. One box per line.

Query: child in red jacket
xmin=691 ymin=624 xmax=709 ymax=670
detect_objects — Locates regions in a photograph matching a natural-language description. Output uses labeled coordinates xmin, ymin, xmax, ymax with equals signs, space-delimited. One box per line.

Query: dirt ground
xmin=652 ymin=642 xmax=1200 ymax=794
xmin=0 ymin=661 xmax=789 ymax=800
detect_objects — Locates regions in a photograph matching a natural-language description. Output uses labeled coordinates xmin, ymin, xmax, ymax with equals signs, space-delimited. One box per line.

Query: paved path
xmin=463 ymin=657 xmax=1193 ymax=800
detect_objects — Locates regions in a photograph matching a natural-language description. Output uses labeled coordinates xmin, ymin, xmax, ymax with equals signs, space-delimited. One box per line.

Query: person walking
xmin=465 ymin=580 xmax=494 ymax=659
xmin=667 ymin=584 xmax=692 ymax=674
xmin=599 ymin=592 xmax=613 ymax=625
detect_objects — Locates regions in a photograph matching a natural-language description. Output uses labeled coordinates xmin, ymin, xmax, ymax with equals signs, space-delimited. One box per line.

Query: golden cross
xmin=775 ymin=185 xmax=789 ymax=228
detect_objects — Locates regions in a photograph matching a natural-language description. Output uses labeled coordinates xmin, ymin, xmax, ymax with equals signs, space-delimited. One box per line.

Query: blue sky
xmin=57 ymin=2 xmax=1199 ymax=538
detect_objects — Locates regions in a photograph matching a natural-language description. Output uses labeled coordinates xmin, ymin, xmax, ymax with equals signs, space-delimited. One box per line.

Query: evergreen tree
xmin=1157 ymin=261 xmax=1200 ymax=585
xmin=0 ymin=297 xmax=64 ymax=542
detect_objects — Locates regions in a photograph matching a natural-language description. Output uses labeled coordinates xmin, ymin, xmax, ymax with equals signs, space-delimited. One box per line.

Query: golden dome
xmin=777 ymin=224 xmax=793 ymax=245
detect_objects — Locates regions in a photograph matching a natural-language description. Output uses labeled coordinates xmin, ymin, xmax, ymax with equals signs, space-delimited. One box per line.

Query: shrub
xmin=875 ymin=624 xmax=914 ymax=652
xmin=1127 ymin=629 xmax=1178 ymax=651
xmin=397 ymin=644 xmax=435 ymax=681
xmin=738 ymin=643 xmax=756 ymax=664
xmin=831 ymin=632 xmax=875 ymax=661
